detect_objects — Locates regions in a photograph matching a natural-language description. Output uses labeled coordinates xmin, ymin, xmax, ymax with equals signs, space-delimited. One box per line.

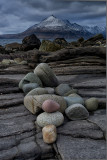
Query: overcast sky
xmin=0 ymin=0 xmax=106 ymax=34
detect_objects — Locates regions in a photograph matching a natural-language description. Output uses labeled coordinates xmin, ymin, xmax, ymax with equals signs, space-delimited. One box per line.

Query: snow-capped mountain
xmin=84 ymin=26 xmax=106 ymax=35
xmin=0 ymin=15 xmax=106 ymax=39
xmin=36 ymin=15 xmax=73 ymax=31
xmin=38 ymin=15 xmax=66 ymax=28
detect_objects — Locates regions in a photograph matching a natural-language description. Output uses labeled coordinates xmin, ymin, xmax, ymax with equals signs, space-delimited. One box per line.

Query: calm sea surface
xmin=0 ymin=39 xmax=22 ymax=46
xmin=0 ymin=38 xmax=78 ymax=46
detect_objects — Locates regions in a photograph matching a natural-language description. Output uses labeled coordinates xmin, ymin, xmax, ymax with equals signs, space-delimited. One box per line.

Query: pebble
xmin=42 ymin=125 xmax=57 ymax=144
xmin=85 ymin=97 xmax=98 ymax=111
xmin=36 ymin=111 xmax=64 ymax=127
xmin=65 ymin=103 xmax=89 ymax=120
xmin=42 ymin=99 xmax=60 ymax=113
xmin=22 ymin=83 xmax=39 ymax=94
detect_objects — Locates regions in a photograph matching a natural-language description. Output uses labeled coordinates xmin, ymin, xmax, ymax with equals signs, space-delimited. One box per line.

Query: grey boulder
xmin=34 ymin=63 xmax=59 ymax=87
xmin=19 ymin=72 xmax=42 ymax=89
xmin=22 ymin=83 xmax=39 ymax=94
xmin=65 ymin=103 xmax=89 ymax=120
xmin=36 ymin=111 xmax=64 ymax=127
xmin=55 ymin=83 xmax=72 ymax=96
xmin=64 ymin=94 xmax=84 ymax=106
xmin=27 ymin=87 xmax=48 ymax=96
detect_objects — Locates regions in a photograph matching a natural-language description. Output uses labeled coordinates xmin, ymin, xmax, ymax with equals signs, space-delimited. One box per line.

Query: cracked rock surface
xmin=0 ymin=62 xmax=106 ymax=160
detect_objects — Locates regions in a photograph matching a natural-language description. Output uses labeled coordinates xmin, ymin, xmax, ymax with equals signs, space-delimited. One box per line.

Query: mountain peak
xmin=37 ymin=15 xmax=66 ymax=28
xmin=46 ymin=15 xmax=56 ymax=21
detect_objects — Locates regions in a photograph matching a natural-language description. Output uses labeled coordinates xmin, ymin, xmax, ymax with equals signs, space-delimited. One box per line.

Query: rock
xmin=39 ymin=40 xmax=63 ymax=52
xmin=55 ymin=83 xmax=71 ymax=96
xmin=78 ymin=37 xmax=84 ymax=43
xmin=82 ymin=34 xmax=104 ymax=47
xmin=24 ymin=95 xmax=41 ymax=114
xmin=45 ymin=87 xmax=54 ymax=94
xmin=65 ymin=103 xmax=89 ymax=120
xmin=95 ymin=41 xmax=102 ymax=46
xmin=57 ymin=135 xmax=106 ymax=160
xmin=64 ymin=94 xmax=84 ymax=106
xmin=19 ymin=60 xmax=27 ymax=65
xmin=0 ymin=53 xmax=105 ymax=160
xmin=5 ymin=42 xmax=21 ymax=51
xmin=40 ymin=46 xmax=105 ymax=64
xmin=19 ymin=72 xmax=42 ymax=89
xmin=27 ymin=88 xmax=48 ymax=96
xmin=21 ymin=34 xmax=41 ymax=51
xmin=68 ymin=93 xmax=81 ymax=97
xmin=85 ymin=97 xmax=98 ymax=111
xmin=70 ymin=41 xmax=80 ymax=47
xmin=42 ymin=125 xmax=57 ymax=144
xmin=36 ymin=111 xmax=64 ymax=127
xmin=42 ymin=100 xmax=60 ymax=113
xmin=53 ymin=38 xmax=68 ymax=47
xmin=1 ymin=59 xmax=11 ymax=65
xmin=35 ymin=132 xmax=55 ymax=159
xmin=24 ymin=94 xmax=67 ymax=114
xmin=1 ymin=59 xmax=17 ymax=65
xmin=64 ymin=89 xmax=78 ymax=96
xmin=22 ymin=83 xmax=39 ymax=94
xmin=0 ymin=45 xmax=7 ymax=54
xmin=58 ymin=120 xmax=104 ymax=139
xmin=88 ymin=109 xmax=106 ymax=138
xmin=14 ymin=58 xmax=22 ymax=63
xmin=34 ymin=63 xmax=59 ymax=87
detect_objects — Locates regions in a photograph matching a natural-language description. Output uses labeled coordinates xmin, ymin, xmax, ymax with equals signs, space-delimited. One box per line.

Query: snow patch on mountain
xmin=84 ymin=26 xmax=106 ymax=35
xmin=37 ymin=15 xmax=66 ymax=28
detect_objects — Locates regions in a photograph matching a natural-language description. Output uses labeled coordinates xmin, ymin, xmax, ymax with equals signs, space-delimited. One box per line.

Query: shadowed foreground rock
xmin=0 ymin=45 xmax=106 ymax=160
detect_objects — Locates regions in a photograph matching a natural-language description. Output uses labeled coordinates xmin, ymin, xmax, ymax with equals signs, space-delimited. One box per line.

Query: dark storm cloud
xmin=0 ymin=0 xmax=106 ymax=34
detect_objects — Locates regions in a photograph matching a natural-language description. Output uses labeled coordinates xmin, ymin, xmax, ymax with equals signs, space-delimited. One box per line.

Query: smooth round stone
xmin=19 ymin=60 xmax=27 ymax=65
xmin=34 ymin=63 xmax=59 ymax=87
xmin=42 ymin=125 xmax=57 ymax=144
xmin=65 ymin=103 xmax=89 ymax=120
xmin=36 ymin=111 xmax=64 ymax=127
xmin=27 ymin=88 xmax=48 ymax=96
xmin=64 ymin=89 xmax=78 ymax=96
xmin=64 ymin=94 xmax=84 ymax=106
xmin=22 ymin=83 xmax=39 ymax=94
xmin=24 ymin=95 xmax=41 ymax=114
xmin=45 ymin=87 xmax=54 ymax=94
xmin=34 ymin=94 xmax=67 ymax=113
xmin=85 ymin=98 xmax=98 ymax=111
xmin=19 ymin=72 xmax=42 ymax=89
xmin=24 ymin=94 xmax=67 ymax=114
xmin=68 ymin=93 xmax=81 ymax=97
xmin=55 ymin=83 xmax=71 ymax=96
xmin=42 ymin=100 xmax=60 ymax=113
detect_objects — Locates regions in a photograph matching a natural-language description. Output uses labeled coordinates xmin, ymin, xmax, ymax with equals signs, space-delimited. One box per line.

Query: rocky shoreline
xmin=0 ymin=34 xmax=106 ymax=160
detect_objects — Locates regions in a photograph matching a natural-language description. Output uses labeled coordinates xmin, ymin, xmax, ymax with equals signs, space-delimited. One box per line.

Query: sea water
xmin=0 ymin=39 xmax=22 ymax=46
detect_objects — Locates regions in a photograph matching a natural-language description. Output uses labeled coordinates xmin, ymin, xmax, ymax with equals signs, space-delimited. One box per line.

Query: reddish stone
xmin=42 ymin=99 xmax=60 ymax=113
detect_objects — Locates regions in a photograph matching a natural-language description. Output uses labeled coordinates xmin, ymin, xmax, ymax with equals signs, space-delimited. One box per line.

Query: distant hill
xmin=0 ymin=15 xmax=106 ymax=39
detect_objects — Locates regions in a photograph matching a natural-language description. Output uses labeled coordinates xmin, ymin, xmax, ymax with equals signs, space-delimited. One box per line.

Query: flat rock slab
xmin=0 ymin=104 xmax=41 ymax=160
xmin=36 ymin=132 xmax=56 ymax=159
xmin=88 ymin=109 xmax=106 ymax=136
xmin=0 ymin=74 xmax=25 ymax=81
xmin=58 ymin=120 xmax=104 ymax=139
xmin=0 ymin=63 xmax=106 ymax=160
xmin=73 ymin=78 xmax=106 ymax=89
xmin=57 ymin=135 xmax=106 ymax=160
